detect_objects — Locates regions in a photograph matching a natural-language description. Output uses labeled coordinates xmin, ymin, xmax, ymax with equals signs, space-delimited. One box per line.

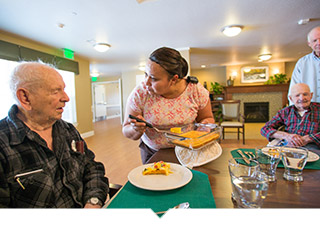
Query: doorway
xmin=92 ymin=79 xmax=122 ymax=123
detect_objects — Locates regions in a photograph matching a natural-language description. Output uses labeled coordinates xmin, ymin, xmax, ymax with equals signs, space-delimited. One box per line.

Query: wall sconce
xmin=258 ymin=53 xmax=272 ymax=61
xmin=273 ymin=68 xmax=280 ymax=74
xmin=221 ymin=25 xmax=244 ymax=37
xmin=231 ymin=71 xmax=238 ymax=79
xmin=93 ymin=43 xmax=111 ymax=52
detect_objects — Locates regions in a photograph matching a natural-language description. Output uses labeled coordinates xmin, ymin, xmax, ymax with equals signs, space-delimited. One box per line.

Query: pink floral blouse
xmin=127 ymin=81 xmax=209 ymax=150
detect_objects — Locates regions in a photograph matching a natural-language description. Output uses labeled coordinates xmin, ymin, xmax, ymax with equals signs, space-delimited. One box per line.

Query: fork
xmin=244 ymin=151 xmax=256 ymax=159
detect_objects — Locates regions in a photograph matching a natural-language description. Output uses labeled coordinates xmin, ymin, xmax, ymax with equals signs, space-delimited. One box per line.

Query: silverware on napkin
xmin=236 ymin=150 xmax=250 ymax=164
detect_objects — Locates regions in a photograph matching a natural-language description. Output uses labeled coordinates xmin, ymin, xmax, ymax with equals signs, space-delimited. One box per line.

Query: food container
xmin=165 ymin=123 xmax=222 ymax=150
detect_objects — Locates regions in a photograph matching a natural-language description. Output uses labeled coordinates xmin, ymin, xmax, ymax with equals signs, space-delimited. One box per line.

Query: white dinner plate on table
xmin=267 ymin=147 xmax=320 ymax=162
xmin=128 ymin=163 xmax=193 ymax=191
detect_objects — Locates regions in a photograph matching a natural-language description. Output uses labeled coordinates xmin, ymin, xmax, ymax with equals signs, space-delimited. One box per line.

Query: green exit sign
xmin=63 ymin=48 xmax=74 ymax=60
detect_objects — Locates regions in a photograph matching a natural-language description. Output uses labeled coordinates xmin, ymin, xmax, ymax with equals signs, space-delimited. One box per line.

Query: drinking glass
xmin=255 ymin=146 xmax=281 ymax=182
xmin=228 ymin=158 xmax=269 ymax=208
xmin=281 ymin=147 xmax=308 ymax=182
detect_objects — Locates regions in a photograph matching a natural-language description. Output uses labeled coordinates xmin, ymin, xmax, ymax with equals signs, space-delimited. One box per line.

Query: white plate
xmin=175 ymin=141 xmax=222 ymax=167
xmin=128 ymin=163 xmax=193 ymax=191
xmin=271 ymin=147 xmax=320 ymax=162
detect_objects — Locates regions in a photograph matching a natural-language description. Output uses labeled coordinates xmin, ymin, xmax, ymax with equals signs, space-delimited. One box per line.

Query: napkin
xmin=230 ymin=149 xmax=320 ymax=170
xmin=107 ymin=169 xmax=216 ymax=216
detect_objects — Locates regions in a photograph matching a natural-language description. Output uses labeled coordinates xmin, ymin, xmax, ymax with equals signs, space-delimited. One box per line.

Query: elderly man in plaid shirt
xmin=0 ymin=62 xmax=109 ymax=208
xmin=261 ymin=83 xmax=320 ymax=151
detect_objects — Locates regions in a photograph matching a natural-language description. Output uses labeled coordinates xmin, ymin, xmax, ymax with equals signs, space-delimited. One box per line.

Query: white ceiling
xmin=0 ymin=0 xmax=320 ymax=76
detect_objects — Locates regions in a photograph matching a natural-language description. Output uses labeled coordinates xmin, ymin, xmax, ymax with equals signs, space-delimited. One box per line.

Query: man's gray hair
xmin=9 ymin=61 xmax=56 ymax=103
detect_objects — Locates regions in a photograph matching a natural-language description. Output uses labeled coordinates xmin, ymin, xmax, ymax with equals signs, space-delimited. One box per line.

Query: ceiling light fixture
xmin=90 ymin=72 xmax=100 ymax=77
xmin=93 ymin=43 xmax=111 ymax=52
xmin=221 ymin=25 xmax=244 ymax=37
xmin=258 ymin=53 xmax=272 ymax=61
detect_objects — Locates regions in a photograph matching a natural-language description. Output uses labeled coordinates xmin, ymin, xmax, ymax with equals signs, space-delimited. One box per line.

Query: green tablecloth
xmin=230 ymin=149 xmax=320 ymax=170
xmin=107 ymin=169 xmax=216 ymax=216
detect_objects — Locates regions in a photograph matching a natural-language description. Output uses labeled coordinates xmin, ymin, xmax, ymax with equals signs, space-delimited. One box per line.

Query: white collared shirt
xmin=289 ymin=52 xmax=320 ymax=105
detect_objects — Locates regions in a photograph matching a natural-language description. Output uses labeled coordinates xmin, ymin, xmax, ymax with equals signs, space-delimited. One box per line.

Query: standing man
xmin=0 ymin=62 xmax=109 ymax=208
xmin=289 ymin=26 xmax=320 ymax=105
xmin=261 ymin=83 xmax=320 ymax=151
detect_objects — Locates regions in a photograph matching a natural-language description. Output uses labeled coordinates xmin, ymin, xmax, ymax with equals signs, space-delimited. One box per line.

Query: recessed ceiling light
xmin=221 ymin=25 xmax=244 ymax=37
xmin=258 ymin=53 xmax=272 ymax=61
xmin=201 ymin=65 xmax=206 ymax=68
xmin=94 ymin=43 xmax=111 ymax=52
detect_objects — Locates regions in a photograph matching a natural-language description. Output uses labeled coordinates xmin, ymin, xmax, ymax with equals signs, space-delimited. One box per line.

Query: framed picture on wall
xmin=241 ymin=66 xmax=269 ymax=83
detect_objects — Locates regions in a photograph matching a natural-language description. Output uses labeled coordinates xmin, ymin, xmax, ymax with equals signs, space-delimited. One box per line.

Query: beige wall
xmin=191 ymin=66 xmax=226 ymax=88
xmin=0 ymin=31 xmax=93 ymax=134
xmin=285 ymin=61 xmax=297 ymax=80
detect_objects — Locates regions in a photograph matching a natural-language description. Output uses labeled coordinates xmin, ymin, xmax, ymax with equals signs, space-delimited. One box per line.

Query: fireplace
xmin=244 ymin=102 xmax=269 ymax=123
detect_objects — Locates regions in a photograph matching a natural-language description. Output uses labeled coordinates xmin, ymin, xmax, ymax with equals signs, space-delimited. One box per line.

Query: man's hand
xmin=284 ymin=133 xmax=306 ymax=147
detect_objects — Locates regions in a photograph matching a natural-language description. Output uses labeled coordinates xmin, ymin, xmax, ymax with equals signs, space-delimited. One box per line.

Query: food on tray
xmin=263 ymin=148 xmax=280 ymax=158
xmin=142 ymin=161 xmax=173 ymax=176
xmin=172 ymin=130 xmax=220 ymax=149
xmin=170 ymin=127 xmax=182 ymax=134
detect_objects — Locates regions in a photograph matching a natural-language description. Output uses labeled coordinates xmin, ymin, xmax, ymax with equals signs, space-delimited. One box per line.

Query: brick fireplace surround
xmin=224 ymin=84 xmax=290 ymax=121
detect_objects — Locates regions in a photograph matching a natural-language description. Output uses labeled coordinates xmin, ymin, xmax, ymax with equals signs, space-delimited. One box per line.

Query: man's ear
xmin=288 ymin=95 xmax=293 ymax=103
xmin=16 ymin=88 xmax=32 ymax=110
xmin=310 ymin=92 xmax=313 ymax=99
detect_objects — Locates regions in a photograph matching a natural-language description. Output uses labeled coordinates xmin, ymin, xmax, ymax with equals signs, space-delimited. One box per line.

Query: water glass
xmin=255 ymin=146 xmax=281 ymax=182
xmin=228 ymin=158 xmax=269 ymax=208
xmin=281 ymin=147 xmax=308 ymax=182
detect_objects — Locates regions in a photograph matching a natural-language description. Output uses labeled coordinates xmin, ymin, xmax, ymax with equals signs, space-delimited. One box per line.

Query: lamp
xmin=221 ymin=25 xmax=244 ymax=37
xmin=258 ymin=54 xmax=272 ymax=61
xmin=93 ymin=43 xmax=111 ymax=52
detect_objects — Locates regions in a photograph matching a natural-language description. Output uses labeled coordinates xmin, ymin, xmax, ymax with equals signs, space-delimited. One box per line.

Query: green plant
xmin=210 ymin=82 xmax=224 ymax=95
xmin=264 ymin=73 xmax=288 ymax=84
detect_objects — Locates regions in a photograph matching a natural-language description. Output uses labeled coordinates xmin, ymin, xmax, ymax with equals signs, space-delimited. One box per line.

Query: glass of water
xmin=280 ymin=147 xmax=308 ymax=182
xmin=255 ymin=146 xmax=281 ymax=182
xmin=228 ymin=158 xmax=269 ymax=208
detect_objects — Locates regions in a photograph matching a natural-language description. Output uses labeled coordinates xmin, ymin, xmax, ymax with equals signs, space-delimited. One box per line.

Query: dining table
xmin=106 ymin=146 xmax=320 ymax=210
xmin=146 ymin=147 xmax=320 ymax=208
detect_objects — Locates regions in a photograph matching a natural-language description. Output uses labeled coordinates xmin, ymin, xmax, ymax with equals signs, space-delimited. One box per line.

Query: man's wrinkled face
xmin=308 ymin=28 xmax=320 ymax=56
xmin=29 ymin=68 xmax=70 ymax=124
xmin=289 ymin=84 xmax=313 ymax=111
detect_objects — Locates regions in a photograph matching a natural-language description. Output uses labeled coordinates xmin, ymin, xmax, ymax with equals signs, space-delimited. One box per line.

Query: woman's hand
xmin=122 ymin=113 xmax=147 ymax=140
xmin=128 ymin=115 xmax=147 ymax=134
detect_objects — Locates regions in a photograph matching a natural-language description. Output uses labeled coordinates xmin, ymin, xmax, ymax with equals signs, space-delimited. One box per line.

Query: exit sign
xmin=63 ymin=48 xmax=74 ymax=60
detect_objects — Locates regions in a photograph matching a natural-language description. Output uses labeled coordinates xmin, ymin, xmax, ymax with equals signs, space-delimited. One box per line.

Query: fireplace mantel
xmin=225 ymin=83 xmax=290 ymax=106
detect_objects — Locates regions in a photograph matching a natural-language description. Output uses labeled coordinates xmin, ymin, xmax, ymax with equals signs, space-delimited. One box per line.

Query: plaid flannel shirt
xmin=0 ymin=105 xmax=109 ymax=208
xmin=260 ymin=102 xmax=320 ymax=148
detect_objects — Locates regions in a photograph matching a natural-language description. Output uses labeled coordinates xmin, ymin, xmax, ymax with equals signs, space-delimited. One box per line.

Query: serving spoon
xmin=155 ymin=202 xmax=190 ymax=214
xmin=128 ymin=114 xmax=172 ymax=133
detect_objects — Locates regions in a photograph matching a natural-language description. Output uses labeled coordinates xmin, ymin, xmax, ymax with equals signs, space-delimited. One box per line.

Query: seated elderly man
xmin=0 ymin=62 xmax=109 ymax=208
xmin=261 ymin=83 xmax=320 ymax=151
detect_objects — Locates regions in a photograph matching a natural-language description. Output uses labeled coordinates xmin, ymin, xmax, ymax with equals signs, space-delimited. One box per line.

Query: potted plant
xmin=265 ymin=73 xmax=288 ymax=84
xmin=210 ymin=82 xmax=224 ymax=100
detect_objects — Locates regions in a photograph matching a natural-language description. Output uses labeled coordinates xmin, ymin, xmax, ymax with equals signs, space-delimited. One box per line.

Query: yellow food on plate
xmin=170 ymin=127 xmax=182 ymax=134
xmin=142 ymin=161 xmax=173 ymax=176
xmin=172 ymin=131 xmax=220 ymax=149
xmin=266 ymin=148 xmax=280 ymax=158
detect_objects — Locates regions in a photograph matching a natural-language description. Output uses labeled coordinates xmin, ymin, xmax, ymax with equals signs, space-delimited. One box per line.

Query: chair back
xmin=221 ymin=100 xmax=241 ymax=121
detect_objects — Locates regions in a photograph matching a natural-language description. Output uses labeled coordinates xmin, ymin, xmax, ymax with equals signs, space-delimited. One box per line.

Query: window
xmin=0 ymin=59 xmax=77 ymax=124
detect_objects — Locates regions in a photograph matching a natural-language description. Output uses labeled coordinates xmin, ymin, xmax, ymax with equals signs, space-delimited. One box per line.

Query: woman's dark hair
xmin=149 ymin=47 xmax=188 ymax=79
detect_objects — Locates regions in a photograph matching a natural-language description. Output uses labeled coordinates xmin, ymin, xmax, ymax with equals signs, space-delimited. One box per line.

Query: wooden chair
xmin=219 ymin=100 xmax=245 ymax=144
